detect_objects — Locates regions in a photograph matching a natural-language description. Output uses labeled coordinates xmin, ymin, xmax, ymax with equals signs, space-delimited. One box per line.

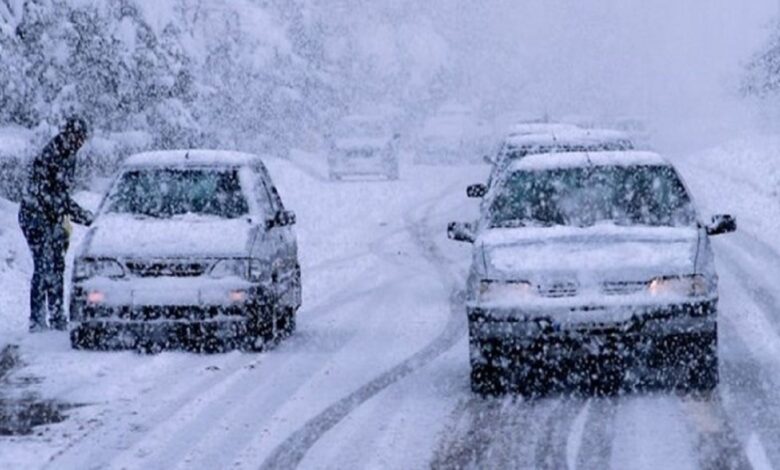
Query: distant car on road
xmin=327 ymin=115 xmax=400 ymax=180
xmin=415 ymin=104 xmax=492 ymax=164
xmin=70 ymin=150 xmax=302 ymax=352
xmin=448 ymin=150 xmax=736 ymax=395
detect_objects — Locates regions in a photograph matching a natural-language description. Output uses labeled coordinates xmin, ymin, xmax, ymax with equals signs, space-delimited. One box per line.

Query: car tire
xmin=684 ymin=333 xmax=719 ymax=393
xmin=243 ymin=306 xmax=277 ymax=352
xmin=470 ymin=364 xmax=507 ymax=397
xmin=70 ymin=325 xmax=94 ymax=350
xmin=656 ymin=330 xmax=719 ymax=393
xmin=276 ymin=306 xmax=297 ymax=338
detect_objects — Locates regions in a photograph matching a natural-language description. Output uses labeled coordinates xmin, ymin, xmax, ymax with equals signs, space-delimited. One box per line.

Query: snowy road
xmin=2 ymin=149 xmax=780 ymax=469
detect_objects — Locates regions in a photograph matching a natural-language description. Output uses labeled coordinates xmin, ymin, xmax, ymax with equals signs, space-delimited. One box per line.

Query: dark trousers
xmin=19 ymin=205 xmax=68 ymax=328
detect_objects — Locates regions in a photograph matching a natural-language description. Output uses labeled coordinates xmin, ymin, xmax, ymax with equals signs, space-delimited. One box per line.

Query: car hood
xmin=81 ymin=214 xmax=253 ymax=258
xmin=477 ymin=224 xmax=699 ymax=283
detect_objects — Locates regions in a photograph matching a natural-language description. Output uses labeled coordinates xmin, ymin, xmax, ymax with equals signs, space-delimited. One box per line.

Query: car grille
xmin=537 ymin=282 xmax=578 ymax=298
xmin=347 ymin=149 xmax=376 ymax=159
xmin=601 ymin=281 xmax=647 ymax=296
xmin=125 ymin=260 xmax=210 ymax=278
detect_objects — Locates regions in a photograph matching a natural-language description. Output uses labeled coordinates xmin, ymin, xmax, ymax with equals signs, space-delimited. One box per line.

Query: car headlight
xmin=648 ymin=275 xmax=709 ymax=297
xmin=478 ymin=280 xmax=534 ymax=303
xmin=74 ymin=258 xmax=125 ymax=281
xmin=210 ymin=259 xmax=270 ymax=283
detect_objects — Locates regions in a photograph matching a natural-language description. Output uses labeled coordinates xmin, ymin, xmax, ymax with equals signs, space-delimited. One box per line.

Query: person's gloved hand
xmin=83 ymin=210 xmax=95 ymax=227
xmin=63 ymin=216 xmax=73 ymax=237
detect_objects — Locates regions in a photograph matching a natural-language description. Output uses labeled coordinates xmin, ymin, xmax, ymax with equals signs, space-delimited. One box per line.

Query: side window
xmin=252 ymin=164 xmax=283 ymax=213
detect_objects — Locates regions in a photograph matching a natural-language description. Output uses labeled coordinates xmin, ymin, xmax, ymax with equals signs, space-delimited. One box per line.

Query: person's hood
xmin=475 ymin=223 xmax=700 ymax=284
xmin=80 ymin=213 xmax=253 ymax=259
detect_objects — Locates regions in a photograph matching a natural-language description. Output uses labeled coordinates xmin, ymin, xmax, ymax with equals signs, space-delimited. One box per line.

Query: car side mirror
xmin=706 ymin=214 xmax=736 ymax=236
xmin=466 ymin=184 xmax=488 ymax=199
xmin=447 ymin=221 xmax=476 ymax=243
xmin=267 ymin=210 xmax=296 ymax=229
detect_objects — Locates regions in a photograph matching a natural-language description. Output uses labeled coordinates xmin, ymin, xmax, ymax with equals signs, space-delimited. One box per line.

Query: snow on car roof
xmin=504 ymin=128 xmax=631 ymax=147
xmin=124 ymin=149 xmax=263 ymax=167
xmin=506 ymin=122 xmax=580 ymax=136
xmin=509 ymin=150 xmax=670 ymax=172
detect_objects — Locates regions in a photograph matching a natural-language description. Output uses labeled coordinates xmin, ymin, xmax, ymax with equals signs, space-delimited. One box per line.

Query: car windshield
xmin=106 ymin=168 xmax=250 ymax=219
xmin=336 ymin=118 xmax=386 ymax=138
xmin=487 ymin=165 xmax=696 ymax=228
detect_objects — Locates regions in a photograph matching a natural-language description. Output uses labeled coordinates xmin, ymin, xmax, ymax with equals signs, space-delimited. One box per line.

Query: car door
xmin=251 ymin=163 xmax=301 ymax=309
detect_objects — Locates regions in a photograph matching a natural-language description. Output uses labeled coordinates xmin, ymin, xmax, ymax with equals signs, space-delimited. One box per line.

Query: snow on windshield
xmin=106 ymin=168 xmax=250 ymax=219
xmin=488 ymin=165 xmax=696 ymax=228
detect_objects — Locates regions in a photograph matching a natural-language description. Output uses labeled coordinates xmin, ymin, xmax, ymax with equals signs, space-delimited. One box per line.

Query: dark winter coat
xmin=20 ymin=133 xmax=93 ymax=229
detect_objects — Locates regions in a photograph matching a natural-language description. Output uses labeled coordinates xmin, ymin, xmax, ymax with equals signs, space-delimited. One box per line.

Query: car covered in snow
xmin=326 ymin=115 xmax=401 ymax=180
xmin=504 ymin=121 xmax=581 ymax=138
xmin=415 ymin=104 xmax=493 ymax=164
xmin=467 ymin=128 xmax=634 ymax=198
xmin=448 ymin=150 xmax=736 ymax=395
xmin=69 ymin=150 xmax=302 ymax=352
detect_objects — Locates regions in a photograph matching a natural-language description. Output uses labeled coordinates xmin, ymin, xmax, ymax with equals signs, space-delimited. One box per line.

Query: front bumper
xmin=467 ymin=300 xmax=716 ymax=362
xmin=68 ymin=278 xmax=275 ymax=350
xmin=70 ymin=316 xmax=253 ymax=351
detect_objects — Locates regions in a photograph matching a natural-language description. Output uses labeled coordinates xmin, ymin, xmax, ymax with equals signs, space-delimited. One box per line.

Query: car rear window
xmin=106 ymin=168 xmax=250 ymax=219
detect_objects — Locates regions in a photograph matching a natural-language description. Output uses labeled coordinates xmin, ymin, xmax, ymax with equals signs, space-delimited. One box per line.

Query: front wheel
xmin=276 ymin=306 xmax=297 ymax=339
xmin=243 ymin=306 xmax=277 ymax=352
xmin=470 ymin=364 xmax=507 ymax=396
xmin=683 ymin=334 xmax=719 ymax=393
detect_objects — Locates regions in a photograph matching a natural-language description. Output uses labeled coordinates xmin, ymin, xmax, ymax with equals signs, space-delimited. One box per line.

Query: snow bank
xmin=0 ymin=197 xmax=30 ymax=340
xmin=0 ymin=126 xmax=34 ymax=159
xmin=675 ymin=134 xmax=780 ymax=241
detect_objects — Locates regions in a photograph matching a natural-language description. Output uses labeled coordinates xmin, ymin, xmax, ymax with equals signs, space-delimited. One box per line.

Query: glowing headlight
xmin=210 ymin=259 xmax=270 ymax=282
xmin=648 ymin=275 xmax=708 ymax=297
xmin=478 ymin=280 xmax=535 ymax=303
xmin=74 ymin=258 xmax=125 ymax=281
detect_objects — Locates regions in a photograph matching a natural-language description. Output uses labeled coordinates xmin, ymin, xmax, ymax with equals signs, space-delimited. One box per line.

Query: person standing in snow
xmin=18 ymin=116 xmax=94 ymax=332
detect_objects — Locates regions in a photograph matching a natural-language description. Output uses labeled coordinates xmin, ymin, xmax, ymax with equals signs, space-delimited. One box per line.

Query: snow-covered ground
xmin=2 ymin=137 xmax=780 ymax=469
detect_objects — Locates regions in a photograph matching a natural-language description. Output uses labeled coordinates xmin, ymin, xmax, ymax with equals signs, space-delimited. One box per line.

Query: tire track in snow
xmin=431 ymin=396 xmax=582 ymax=469
xmin=701 ymin=236 xmax=780 ymax=468
xmin=575 ymin=398 xmax=619 ymax=470
xmin=718 ymin=243 xmax=780 ymax=345
xmin=259 ymin=183 xmax=467 ymax=470
xmin=45 ymin=352 xmax=261 ymax=468
xmin=429 ymin=397 xmax=506 ymax=469
xmin=533 ymin=398 xmax=586 ymax=470
xmin=680 ymin=393 xmax=751 ymax=470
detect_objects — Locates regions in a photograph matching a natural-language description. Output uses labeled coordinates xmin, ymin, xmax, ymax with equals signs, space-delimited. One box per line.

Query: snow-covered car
xmin=415 ymin=104 xmax=492 ymax=164
xmin=467 ymin=128 xmax=634 ymax=198
xmin=69 ymin=150 xmax=302 ymax=352
xmin=448 ymin=151 xmax=736 ymax=395
xmin=504 ymin=121 xmax=581 ymax=138
xmin=327 ymin=115 xmax=400 ymax=180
